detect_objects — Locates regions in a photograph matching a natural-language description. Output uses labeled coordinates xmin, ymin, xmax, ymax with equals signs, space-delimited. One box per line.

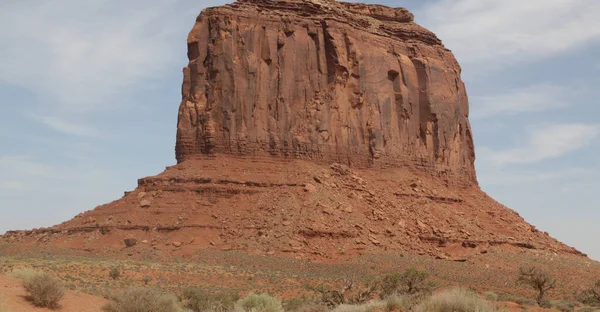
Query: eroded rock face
xmin=176 ymin=0 xmax=476 ymax=185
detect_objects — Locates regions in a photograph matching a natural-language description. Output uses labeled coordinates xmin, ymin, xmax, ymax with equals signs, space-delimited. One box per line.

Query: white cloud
xmin=0 ymin=0 xmax=217 ymax=113
xmin=471 ymin=84 xmax=570 ymax=118
xmin=29 ymin=114 xmax=104 ymax=138
xmin=480 ymin=123 xmax=599 ymax=165
xmin=420 ymin=0 xmax=600 ymax=71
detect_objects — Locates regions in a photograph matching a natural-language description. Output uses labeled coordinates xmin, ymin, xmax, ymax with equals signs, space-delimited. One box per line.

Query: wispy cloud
xmin=0 ymin=180 xmax=28 ymax=191
xmin=0 ymin=0 xmax=210 ymax=113
xmin=29 ymin=114 xmax=104 ymax=138
xmin=471 ymin=84 xmax=570 ymax=118
xmin=476 ymin=167 xmax=590 ymax=186
xmin=480 ymin=123 xmax=599 ymax=165
xmin=0 ymin=156 xmax=55 ymax=178
xmin=420 ymin=0 xmax=600 ymax=71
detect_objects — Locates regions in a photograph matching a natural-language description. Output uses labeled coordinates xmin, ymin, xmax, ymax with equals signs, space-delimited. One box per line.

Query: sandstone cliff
xmin=175 ymin=0 xmax=476 ymax=185
xmin=0 ymin=0 xmax=584 ymax=261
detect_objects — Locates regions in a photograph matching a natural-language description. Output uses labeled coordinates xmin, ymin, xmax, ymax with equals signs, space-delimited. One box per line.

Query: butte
xmin=1 ymin=0 xmax=584 ymax=261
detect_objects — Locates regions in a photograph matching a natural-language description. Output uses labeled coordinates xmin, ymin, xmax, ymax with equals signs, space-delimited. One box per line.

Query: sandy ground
xmin=0 ymin=275 xmax=107 ymax=312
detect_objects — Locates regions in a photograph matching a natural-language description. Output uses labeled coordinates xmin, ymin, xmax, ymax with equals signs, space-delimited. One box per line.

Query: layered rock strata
xmin=175 ymin=0 xmax=476 ymax=185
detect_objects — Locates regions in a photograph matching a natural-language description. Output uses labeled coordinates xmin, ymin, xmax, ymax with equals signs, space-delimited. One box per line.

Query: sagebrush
xmin=414 ymin=288 xmax=497 ymax=312
xmin=22 ymin=272 xmax=65 ymax=308
xmin=102 ymin=287 xmax=182 ymax=312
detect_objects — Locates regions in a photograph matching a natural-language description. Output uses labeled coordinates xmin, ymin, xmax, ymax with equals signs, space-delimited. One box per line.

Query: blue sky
xmin=0 ymin=0 xmax=599 ymax=260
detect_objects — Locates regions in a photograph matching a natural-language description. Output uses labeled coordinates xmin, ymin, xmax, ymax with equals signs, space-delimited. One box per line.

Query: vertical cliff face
xmin=176 ymin=0 xmax=476 ymax=184
xmin=1 ymin=0 xmax=587 ymax=264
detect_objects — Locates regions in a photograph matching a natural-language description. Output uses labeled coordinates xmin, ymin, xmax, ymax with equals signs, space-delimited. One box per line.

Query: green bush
xmin=235 ymin=293 xmax=284 ymax=312
xmin=102 ymin=287 xmax=183 ymax=312
xmin=22 ymin=272 xmax=65 ymax=308
xmin=414 ymin=288 xmax=497 ymax=312
xmin=184 ymin=287 xmax=239 ymax=312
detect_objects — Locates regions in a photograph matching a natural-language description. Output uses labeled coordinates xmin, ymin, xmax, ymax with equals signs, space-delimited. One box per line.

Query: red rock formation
xmin=0 ymin=0 xmax=584 ymax=261
xmin=175 ymin=0 xmax=476 ymax=185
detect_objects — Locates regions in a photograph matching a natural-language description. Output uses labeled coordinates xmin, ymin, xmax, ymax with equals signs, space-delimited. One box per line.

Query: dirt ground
xmin=0 ymin=274 xmax=107 ymax=312
xmin=1 ymin=244 xmax=599 ymax=312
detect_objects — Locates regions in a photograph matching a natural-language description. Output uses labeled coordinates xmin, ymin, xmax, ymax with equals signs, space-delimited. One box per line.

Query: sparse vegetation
xmin=414 ymin=288 xmax=497 ymax=312
xmin=183 ymin=287 xmax=239 ymax=312
xmin=235 ymin=293 xmax=284 ymax=312
xmin=8 ymin=268 xmax=40 ymax=280
xmin=102 ymin=287 xmax=182 ymax=312
xmin=382 ymin=294 xmax=412 ymax=311
xmin=282 ymin=296 xmax=322 ymax=312
xmin=109 ymin=267 xmax=121 ymax=280
xmin=309 ymin=277 xmax=379 ymax=307
xmin=483 ymin=291 xmax=497 ymax=301
xmin=22 ymin=272 xmax=65 ymax=308
xmin=380 ymin=268 xmax=433 ymax=297
xmin=550 ymin=300 xmax=577 ymax=312
xmin=516 ymin=266 xmax=556 ymax=305
xmin=580 ymin=280 xmax=600 ymax=305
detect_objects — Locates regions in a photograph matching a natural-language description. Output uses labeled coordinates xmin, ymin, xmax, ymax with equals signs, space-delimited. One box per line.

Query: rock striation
xmin=175 ymin=0 xmax=476 ymax=185
xmin=0 ymin=0 xmax=584 ymax=261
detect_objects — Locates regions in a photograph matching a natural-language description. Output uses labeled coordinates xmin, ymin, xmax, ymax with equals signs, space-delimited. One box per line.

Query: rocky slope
xmin=0 ymin=0 xmax=584 ymax=260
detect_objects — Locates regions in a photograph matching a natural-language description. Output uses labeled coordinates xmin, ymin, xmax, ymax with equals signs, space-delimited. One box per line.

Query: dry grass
xmin=414 ymin=288 xmax=496 ymax=312
xmin=8 ymin=268 xmax=40 ymax=280
xmin=235 ymin=293 xmax=284 ymax=312
xmin=102 ymin=287 xmax=183 ymax=312
xmin=22 ymin=272 xmax=65 ymax=308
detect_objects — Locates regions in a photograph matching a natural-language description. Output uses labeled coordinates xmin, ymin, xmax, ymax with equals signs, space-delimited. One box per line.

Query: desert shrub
xmin=331 ymin=301 xmax=386 ymax=312
xmin=9 ymin=268 xmax=41 ymax=280
xmin=579 ymin=280 xmax=600 ymax=305
xmin=381 ymin=268 xmax=433 ymax=297
xmin=109 ymin=267 xmax=121 ymax=280
xmin=539 ymin=300 xmax=552 ymax=308
xmin=143 ymin=276 xmax=153 ymax=285
xmin=22 ymin=272 xmax=65 ymax=308
xmin=483 ymin=292 xmax=497 ymax=301
xmin=310 ymin=277 xmax=379 ymax=307
xmin=496 ymin=293 xmax=515 ymax=302
xmin=383 ymin=294 xmax=412 ymax=311
xmin=102 ymin=287 xmax=182 ymax=312
xmin=295 ymin=304 xmax=330 ymax=312
xmin=516 ymin=266 xmax=556 ymax=305
xmin=283 ymin=296 xmax=323 ymax=312
xmin=184 ymin=287 xmax=239 ymax=312
xmin=330 ymin=295 xmax=411 ymax=312
xmin=414 ymin=288 xmax=497 ymax=312
xmin=235 ymin=293 xmax=283 ymax=312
